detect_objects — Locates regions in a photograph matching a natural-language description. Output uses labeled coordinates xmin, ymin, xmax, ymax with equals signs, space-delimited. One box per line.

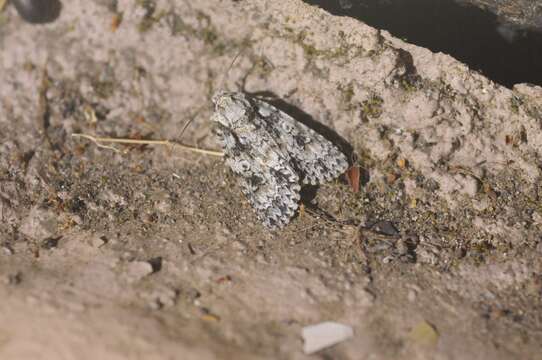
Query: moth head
xmin=211 ymin=91 xmax=253 ymax=129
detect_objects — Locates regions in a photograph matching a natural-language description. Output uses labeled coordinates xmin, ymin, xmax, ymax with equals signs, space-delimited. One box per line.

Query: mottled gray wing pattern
xmin=214 ymin=124 xmax=301 ymax=229
xmin=252 ymin=98 xmax=349 ymax=185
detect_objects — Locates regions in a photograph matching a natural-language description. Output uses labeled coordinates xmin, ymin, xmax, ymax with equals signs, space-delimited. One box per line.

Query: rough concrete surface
xmin=0 ymin=0 xmax=541 ymax=359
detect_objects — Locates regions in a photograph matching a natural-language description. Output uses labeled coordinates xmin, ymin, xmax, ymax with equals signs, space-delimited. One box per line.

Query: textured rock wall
xmin=1 ymin=0 xmax=542 ymax=358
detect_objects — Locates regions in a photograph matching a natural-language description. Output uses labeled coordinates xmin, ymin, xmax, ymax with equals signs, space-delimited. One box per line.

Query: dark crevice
xmin=303 ymin=0 xmax=542 ymax=88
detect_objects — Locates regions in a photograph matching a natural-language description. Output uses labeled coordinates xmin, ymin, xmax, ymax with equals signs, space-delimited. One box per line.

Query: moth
xmin=211 ymin=91 xmax=349 ymax=229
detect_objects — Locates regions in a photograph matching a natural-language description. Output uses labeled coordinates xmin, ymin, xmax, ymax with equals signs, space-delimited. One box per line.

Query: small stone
xmin=145 ymin=286 xmax=179 ymax=309
xmin=532 ymin=212 xmax=542 ymax=226
xmin=409 ymin=321 xmax=439 ymax=347
xmin=185 ymin=288 xmax=201 ymax=303
xmin=4 ymin=272 xmax=22 ymax=285
xmin=91 ymin=236 xmax=107 ymax=248
xmin=125 ymin=261 xmax=154 ymax=283
xmin=372 ymin=220 xmax=400 ymax=236
xmin=408 ymin=289 xmax=417 ymax=302
xmin=20 ymin=206 xmax=58 ymax=240
xmin=302 ymin=322 xmax=354 ymax=354
xmin=472 ymin=198 xmax=490 ymax=211
xmin=386 ymin=172 xmax=399 ymax=184
xmin=41 ymin=236 xmax=60 ymax=250
xmin=382 ymin=255 xmax=395 ymax=264
xmin=2 ymin=244 xmax=14 ymax=255
xmin=454 ymin=174 xmax=480 ymax=197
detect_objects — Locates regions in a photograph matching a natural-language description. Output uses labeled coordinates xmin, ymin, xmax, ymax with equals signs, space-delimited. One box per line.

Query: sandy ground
xmin=1 ymin=0 xmax=542 ymax=359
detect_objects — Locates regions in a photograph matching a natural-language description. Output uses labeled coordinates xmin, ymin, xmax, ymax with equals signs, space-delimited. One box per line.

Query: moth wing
xmin=252 ymin=98 xmax=349 ymax=185
xmin=215 ymin=126 xmax=301 ymax=229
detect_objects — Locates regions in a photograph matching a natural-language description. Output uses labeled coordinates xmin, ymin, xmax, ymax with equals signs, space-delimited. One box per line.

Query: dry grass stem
xmin=71 ymin=133 xmax=224 ymax=157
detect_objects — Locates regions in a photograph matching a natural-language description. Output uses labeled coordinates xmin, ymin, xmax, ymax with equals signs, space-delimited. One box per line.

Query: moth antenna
xmin=218 ymin=46 xmax=246 ymax=92
xmin=178 ymin=116 xmax=195 ymax=140
xmin=178 ymin=106 xmax=204 ymax=140
xmin=181 ymin=45 xmax=247 ymax=142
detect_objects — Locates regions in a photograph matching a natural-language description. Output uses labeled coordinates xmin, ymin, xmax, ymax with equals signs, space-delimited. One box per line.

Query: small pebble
xmin=3 ymin=272 xmax=22 ymax=285
xmin=91 ymin=236 xmax=107 ymax=248
xmin=146 ymin=287 xmax=179 ymax=309
xmin=41 ymin=237 xmax=60 ymax=250
xmin=372 ymin=220 xmax=400 ymax=236
xmin=2 ymin=244 xmax=14 ymax=255
xmin=409 ymin=321 xmax=439 ymax=346
xmin=125 ymin=261 xmax=154 ymax=282
xmin=302 ymin=322 xmax=354 ymax=354
xmin=408 ymin=289 xmax=417 ymax=302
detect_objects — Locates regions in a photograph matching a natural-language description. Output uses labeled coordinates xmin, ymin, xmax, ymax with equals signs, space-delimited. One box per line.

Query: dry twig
xmin=71 ymin=133 xmax=224 ymax=157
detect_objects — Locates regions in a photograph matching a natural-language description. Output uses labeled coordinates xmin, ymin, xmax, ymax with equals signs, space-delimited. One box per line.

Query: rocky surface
xmin=0 ymin=0 xmax=541 ymax=358
xmin=459 ymin=0 xmax=542 ymax=31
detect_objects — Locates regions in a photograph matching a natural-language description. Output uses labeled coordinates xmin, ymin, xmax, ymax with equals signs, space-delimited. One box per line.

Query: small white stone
xmin=125 ymin=261 xmax=154 ymax=283
xmin=408 ymin=289 xmax=417 ymax=302
xmin=302 ymin=321 xmax=354 ymax=354
xmin=91 ymin=236 xmax=106 ymax=248
xmin=19 ymin=206 xmax=57 ymax=240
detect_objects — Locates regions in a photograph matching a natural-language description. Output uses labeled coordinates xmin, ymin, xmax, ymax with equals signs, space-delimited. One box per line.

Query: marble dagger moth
xmin=211 ymin=91 xmax=349 ymax=229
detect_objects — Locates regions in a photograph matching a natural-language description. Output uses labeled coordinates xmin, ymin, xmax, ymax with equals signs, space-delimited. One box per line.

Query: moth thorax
xmin=213 ymin=93 xmax=254 ymax=129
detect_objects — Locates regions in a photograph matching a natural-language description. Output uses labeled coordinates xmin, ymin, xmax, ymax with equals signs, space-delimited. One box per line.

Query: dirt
xmin=1 ymin=0 xmax=542 ymax=359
